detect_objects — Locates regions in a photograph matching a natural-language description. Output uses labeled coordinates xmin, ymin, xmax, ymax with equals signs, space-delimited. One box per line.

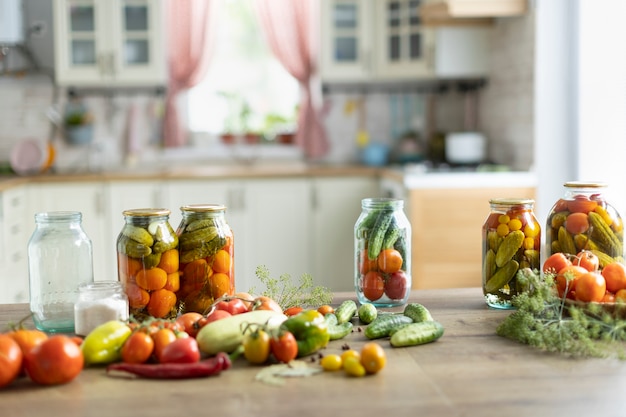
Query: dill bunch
xmin=249 ymin=265 xmax=334 ymax=311
xmin=496 ymin=268 xmax=626 ymax=358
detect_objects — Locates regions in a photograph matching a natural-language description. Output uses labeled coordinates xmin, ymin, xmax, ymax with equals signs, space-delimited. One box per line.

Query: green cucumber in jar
xmin=368 ymin=210 xmax=394 ymax=260
xmin=382 ymin=218 xmax=401 ymax=249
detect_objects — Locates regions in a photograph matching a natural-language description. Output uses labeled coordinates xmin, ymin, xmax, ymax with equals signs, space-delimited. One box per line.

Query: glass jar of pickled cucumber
xmin=117 ymin=209 xmax=179 ymax=321
xmin=177 ymin=204 xmax=235 ymax=314
xmin=545 ymin=182 xmax=624 ymax=295
xmin=482 ymin=198 xmax=540 ymax=309
xmin=355 ymin=198 xmax=411 ymax=307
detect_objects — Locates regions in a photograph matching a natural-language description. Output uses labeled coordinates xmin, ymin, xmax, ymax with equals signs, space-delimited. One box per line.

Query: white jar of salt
xmin=74 ymin=281 xmax=129 ymax=336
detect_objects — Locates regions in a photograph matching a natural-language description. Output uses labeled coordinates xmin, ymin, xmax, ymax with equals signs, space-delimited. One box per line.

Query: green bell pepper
xmin=81 ymin=320 xmax=132 ymax=365
xmin=281 ymin=310 xmax=330 ymax=357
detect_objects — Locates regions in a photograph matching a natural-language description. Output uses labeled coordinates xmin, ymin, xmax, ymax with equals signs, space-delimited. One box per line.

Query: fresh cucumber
xmin=364 ymin=314 xmax=413 ymax=340
xmin=324 ymin=313 xmax=353 ymax=340
xmin=358 ymin=303 xmax=377 ymax=324
xmin=389 ymin=321 xmax=445 ymax=347
xmin=368 ymin=210 xmax=394 ymax=260
xmin=403 ymin=303 xmax=433 ymax=323
xmin=334 ymin=300 xmax=357 ymax=324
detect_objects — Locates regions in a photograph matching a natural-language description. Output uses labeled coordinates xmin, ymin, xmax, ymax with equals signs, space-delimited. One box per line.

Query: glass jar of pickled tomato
xmin=482 ymin=198 xmax=540 ymax=309
xmin=117 ymin=209 xmax=179 ymax=321
xmin=177 ymin=204 xmax=235 ymax=314
xmin=355 ymin=198 xmax=411 ymax=307
xmin=545 ymin=182 xmax=624 ymax=293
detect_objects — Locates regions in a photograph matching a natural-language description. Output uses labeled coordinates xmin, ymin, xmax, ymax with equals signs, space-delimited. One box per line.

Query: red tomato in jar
xmin=159 ymin=337 xmax=201 ymax=364
xmin=270 ymin=331 xmax=298 ymax=363
xmin=385 ymin=270 xmax=408 ymax=300
xmin=24 ymin=335 xmax=84 ymax=385
xmin=0 ymin=335 xmax=23 ymax=388
xmin=362 ymin=271 xmax=385 ymax=301
xmin=215 ymin=298 xmax=248 ymax=315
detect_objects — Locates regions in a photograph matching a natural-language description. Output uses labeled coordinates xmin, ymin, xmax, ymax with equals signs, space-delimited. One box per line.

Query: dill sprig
xmin=496 ymin=268 xmax=626 ymax=359
xmin=249 ymin=265 xmax=334 ymax=311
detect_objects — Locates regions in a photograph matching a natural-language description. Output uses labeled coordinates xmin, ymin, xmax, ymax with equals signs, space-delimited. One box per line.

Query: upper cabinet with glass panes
xmin=53 ymin=0 xmax=165 ymax=87
xmin=320 ymin=0 xmax=489 ymax=82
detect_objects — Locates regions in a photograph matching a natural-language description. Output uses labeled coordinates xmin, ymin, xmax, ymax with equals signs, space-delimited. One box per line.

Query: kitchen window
xmin=186 ymin=0 xmax=300 ymax=138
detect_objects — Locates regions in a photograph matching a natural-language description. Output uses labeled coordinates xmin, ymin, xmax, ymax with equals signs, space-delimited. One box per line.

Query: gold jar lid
xmin=180 ymin=204 xmax=227 ymax=213
xmin=122 ymin=208 xmax=171 ymax=217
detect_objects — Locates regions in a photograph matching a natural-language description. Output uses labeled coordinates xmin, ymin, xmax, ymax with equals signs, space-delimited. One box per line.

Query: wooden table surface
xmin=2 ymin=288 xmax=625 ymax=417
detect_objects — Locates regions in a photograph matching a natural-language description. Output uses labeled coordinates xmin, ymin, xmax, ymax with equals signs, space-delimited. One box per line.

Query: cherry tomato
xmin=243 ymin=328 xmax=271 ymax=365
xmin=215 ymin=298 xmax=248 ymax=315
xmin=121 ymin=331 xmax=155 ymax=364
xmin=248 ymin=296 xmax=282 ymax=313
xmin=152 ymin=328 xmax=177 ymax=362
xmin=270 ymin=331 xmax=298 ymax=363
xmin=283 ymin=306 xmax=304 ymax=317
xmin=0 ymin=335 xmax=23 ymax=388
xmin=159 ymin=337 xmax=201 ymax=364
xmin=24 ymin=335 xmax=83 ymax=385
xmin=360 ymin=342 xmax=386 ymax=374
xmin=175 ymin=312 xmax=204 ymax=338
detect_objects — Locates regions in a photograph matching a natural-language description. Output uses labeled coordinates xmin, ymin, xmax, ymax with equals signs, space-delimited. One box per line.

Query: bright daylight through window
xmin=187 ymin=0 xmax=300 ymax=141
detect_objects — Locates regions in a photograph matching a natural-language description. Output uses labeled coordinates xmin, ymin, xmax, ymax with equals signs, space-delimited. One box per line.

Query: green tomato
xmin=242 ymin=329 xmax=270 ymax=365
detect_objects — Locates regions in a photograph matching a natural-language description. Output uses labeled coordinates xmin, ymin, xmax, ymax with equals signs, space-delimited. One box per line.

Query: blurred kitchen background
xmin=1 ymin=0 xmax=625 ymax=220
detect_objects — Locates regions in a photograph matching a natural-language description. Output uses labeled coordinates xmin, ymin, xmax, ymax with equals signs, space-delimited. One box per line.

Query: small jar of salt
xmin=74 ymin=281 xmax=129 ymax=336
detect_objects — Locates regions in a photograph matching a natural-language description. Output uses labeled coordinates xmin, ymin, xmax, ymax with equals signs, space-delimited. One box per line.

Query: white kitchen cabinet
xmin=310 ymin=177 xmax=380 ymax=291
xmin=166 ymin=178 xmax=311 ymax=293
xmin=321 ymin=0 xmax=489 ymax=82
xmin=53 ymin=0 xmax=166 ymax=87
xmin=0 ymin=186 xmax=30 ymax=303
xmin=28 ymin=182 xmax=109 ymax=282
xmin=321 ymin=0 xmax=435 ymax=82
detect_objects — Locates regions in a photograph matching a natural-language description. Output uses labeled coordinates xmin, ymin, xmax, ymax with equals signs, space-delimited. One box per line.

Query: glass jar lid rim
xmin=180 ymin=204 xmax=227 ymax=212
xmin=489 ymin=197 xmax=535 ymax=205
xmin=35 ymin=211 xmax=82 ymax=220
xmin=79 ymin=281 xmax=122 ymax=291
xmin=122 ymin=208 xmax=171 ymax=217
xmin=564 ymin=181 xmax=608 ymax=188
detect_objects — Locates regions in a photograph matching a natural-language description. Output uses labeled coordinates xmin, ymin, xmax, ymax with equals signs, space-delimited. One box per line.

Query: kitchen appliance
xmin=444 ymin=131 xmax=487 ymax=165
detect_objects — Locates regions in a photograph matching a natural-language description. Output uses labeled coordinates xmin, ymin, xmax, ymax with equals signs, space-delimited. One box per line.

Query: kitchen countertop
xmin=0 ymin=163 xmax=536 ymax=192
xmin=1 ymin=288 xmax=623 ymax=417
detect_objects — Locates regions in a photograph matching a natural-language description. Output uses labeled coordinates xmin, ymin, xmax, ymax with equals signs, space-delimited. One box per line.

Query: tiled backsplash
xmin=0 ymin=10 xmax=535 ymax=172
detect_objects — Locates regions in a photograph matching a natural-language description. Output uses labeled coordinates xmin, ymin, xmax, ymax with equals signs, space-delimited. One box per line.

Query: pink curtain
xmin=163 ymin=0 xmax=218 ymax=147
xmin=254 ymin=0 xmax=329 ymax=159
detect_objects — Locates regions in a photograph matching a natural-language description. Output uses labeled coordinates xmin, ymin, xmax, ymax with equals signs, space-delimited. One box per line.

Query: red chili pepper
xmin=106 ymin=352 xmax=231 ymax=379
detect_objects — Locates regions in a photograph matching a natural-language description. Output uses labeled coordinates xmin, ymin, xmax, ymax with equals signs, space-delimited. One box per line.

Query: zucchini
xmin=364 ymin=314 xmax=413 ymax=340
xmin=368 ymin=210 xmax=394 ymax=260
xmin=390 ymin=321 xmax=445 ymax=347
xmin=196 ymin=310 xmax=287 ymax=355
xmin=334 ymin=300 xmax=357 ymax=324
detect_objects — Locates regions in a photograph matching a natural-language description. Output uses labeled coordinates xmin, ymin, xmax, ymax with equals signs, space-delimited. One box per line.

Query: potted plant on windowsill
xmin=64 ymin=105 xmax=94 ymax=146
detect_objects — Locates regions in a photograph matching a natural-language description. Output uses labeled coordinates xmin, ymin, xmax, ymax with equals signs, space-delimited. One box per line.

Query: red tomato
xmin=234 ymin=292 xmax=255 ymax=309
xmin=362 ymin=271 xmax=384 ymax=301
xmin=248 ymin=296 xmax=282 ymax=313
xmin=542 ymin=253 xmax=572 ymax=275
xmin=175 ymin=312 xmax=204 ymax=338
xmin=555 ymin=265 xmax=587 ymax=298
xmin=575 ymin=272 xmax=606 ymax=303
xmin=202 ymin=309 xmax=232 ymax=325
xmin=8 ymin=328 xmax=48 ymax=355
xmin=385 ymin=270 xmax=408 ymax=300
xmin=602 ymin=262 xmax=626 ymax=293
xmin=567 ymin=196 xmax=598 ymax=214
xmin=159 ymin=337 xmax=201 ymax=364
xmin=24 ymin=335 xmax=83 ymax=385
xmin=215 ymin=298 xmax=248 ymax=315
xmin=574 ymin=251 xmax=599 ymax=272
xmin=0 ymin=335 xmax=23 ymax=388
xmin=270 ymin=331 xmax=298 ymax=363
xmin=121 ymin=331 xmax=155 ymax=364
